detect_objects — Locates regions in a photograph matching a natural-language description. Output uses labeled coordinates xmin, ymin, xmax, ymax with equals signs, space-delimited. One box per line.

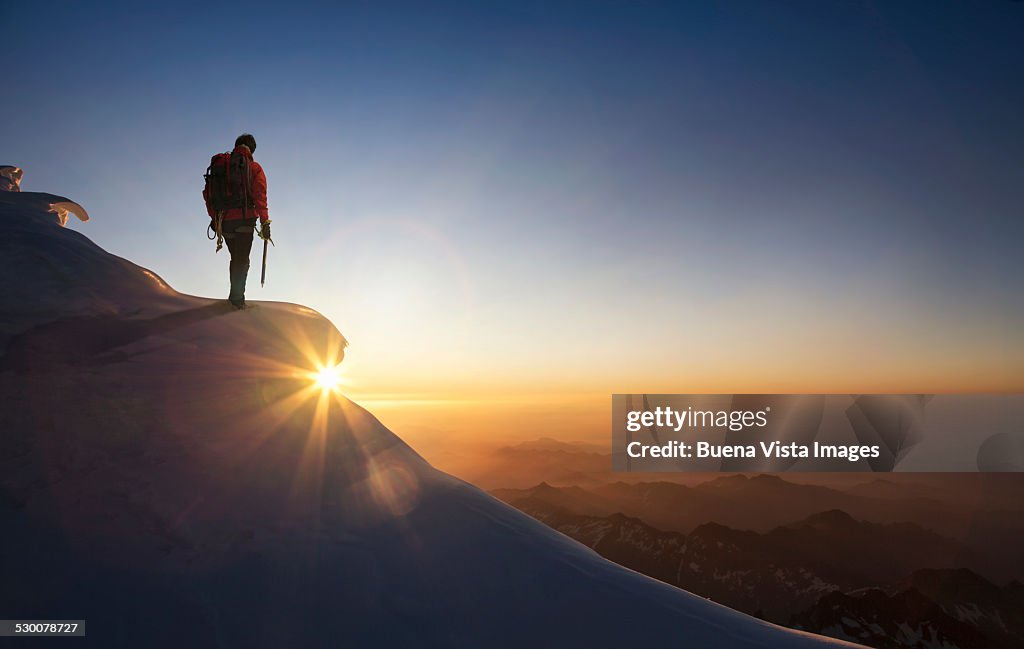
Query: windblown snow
xmin=0 ymin=165 xmax=23 ymax=192
xmin=0 ymin=190 xmax=862 ymax=648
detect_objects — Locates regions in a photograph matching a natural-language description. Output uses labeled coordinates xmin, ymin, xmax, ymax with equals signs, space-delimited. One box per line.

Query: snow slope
xmin=0 ymin=191 xmax=862 ymax=648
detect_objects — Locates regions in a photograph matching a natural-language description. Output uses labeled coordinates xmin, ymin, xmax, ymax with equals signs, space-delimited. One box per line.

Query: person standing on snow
xmin=203 ymin=133 xmax=271 ymax=309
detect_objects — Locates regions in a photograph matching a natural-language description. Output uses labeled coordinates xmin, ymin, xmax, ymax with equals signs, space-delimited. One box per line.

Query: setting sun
xmin=313 ymin=364 xmax=343 ymax=391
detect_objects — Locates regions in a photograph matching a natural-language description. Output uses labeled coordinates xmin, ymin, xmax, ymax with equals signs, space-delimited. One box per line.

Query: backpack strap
xmin=240 ymin=154 xmax=251 ymax=219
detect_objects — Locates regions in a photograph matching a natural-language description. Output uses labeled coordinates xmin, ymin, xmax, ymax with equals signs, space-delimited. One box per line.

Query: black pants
xmin=223 ymin=218 xmax=256 ymax=304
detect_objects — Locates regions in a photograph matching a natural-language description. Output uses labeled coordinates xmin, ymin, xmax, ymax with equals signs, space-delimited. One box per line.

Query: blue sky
xmin=4 ymin=1 xmax=1023 ymax=395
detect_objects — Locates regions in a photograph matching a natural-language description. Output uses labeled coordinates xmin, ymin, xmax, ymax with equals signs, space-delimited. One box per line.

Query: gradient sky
xmin=5 ymin=1 xmax=1023 ymax=400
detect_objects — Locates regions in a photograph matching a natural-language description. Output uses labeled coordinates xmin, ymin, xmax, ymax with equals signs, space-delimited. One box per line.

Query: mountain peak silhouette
xmin=0 ymin=191 xmax=860 ymax=648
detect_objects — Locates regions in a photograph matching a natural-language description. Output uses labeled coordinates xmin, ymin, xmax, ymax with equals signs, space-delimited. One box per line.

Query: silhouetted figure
xmin=203 ymin=133 xmax=270 ymax=309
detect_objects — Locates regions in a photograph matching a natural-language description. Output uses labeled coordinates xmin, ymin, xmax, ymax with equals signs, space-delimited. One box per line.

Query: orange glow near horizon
xmin=370 ymin=349 xmax=1020 ymax=389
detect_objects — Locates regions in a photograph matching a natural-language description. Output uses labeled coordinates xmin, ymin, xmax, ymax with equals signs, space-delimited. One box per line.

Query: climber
xmin=202 ymin=133 xmax=271 ymax=309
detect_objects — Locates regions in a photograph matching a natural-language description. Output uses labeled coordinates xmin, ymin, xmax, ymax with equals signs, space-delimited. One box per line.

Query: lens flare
xmin=313 ymin=364 xmax=343 ymax=391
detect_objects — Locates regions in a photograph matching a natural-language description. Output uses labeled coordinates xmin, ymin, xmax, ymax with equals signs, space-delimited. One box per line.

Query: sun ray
xmin=313 ymin=364 xmax=344 ymax=391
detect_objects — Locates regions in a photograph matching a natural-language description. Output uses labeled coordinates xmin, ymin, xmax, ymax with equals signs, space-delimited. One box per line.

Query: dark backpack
xmin=203 ymin=150 xmax=255 ymax=215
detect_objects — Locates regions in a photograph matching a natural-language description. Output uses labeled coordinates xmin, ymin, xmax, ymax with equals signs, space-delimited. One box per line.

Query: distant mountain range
xmin=791 ymin=569 xmax=1024 ymax=649
xmin=494 ymin=473 xmax=1024 ymax=574
xmin=494 ymin=480 xmax=1024 ymax=648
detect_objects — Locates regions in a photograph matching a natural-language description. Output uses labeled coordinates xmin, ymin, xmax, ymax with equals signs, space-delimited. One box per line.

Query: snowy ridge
xmin=0 ymin=194 xmax=862 ymax=648
xmin=0 ymin=191 xmax=176 ymax=346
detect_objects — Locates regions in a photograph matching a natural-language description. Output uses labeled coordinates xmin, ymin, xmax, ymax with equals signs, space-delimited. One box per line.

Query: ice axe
xmin=259 ymin=221 xmax=275 ymax=287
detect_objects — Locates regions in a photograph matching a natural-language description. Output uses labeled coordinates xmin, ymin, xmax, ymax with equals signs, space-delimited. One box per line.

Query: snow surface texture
xmin=0 ymin=192 xmax=862 ymax=648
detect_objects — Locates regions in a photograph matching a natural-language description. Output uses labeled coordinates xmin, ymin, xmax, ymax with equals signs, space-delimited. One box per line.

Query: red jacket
xmin=205 ymin=145 xmax=270 ymax=222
